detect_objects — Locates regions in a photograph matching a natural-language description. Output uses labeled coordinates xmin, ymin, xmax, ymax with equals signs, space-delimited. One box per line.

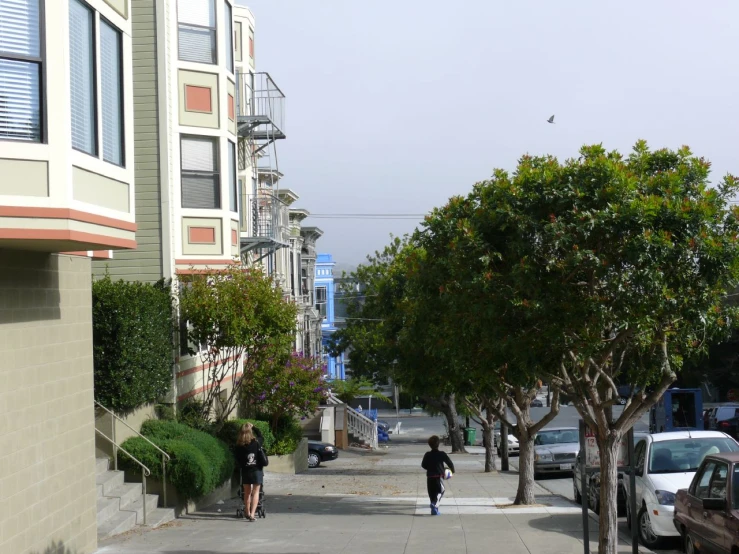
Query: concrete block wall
xmin=0 ymin=251 xmax=98 ymax=554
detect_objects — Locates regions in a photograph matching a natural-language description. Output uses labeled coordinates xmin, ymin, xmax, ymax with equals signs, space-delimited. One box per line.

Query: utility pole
xmin=501 ymin=421 xmax=509 ymax=471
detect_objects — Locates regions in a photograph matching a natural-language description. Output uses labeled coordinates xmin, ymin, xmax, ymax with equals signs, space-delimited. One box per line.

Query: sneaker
xmin=434 ymin=506 xmax=440 ymax=515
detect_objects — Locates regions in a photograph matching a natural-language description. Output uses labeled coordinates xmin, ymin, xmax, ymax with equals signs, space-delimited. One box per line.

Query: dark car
xmin=573 ymin=432 xmax=646 ymax=515
xmin=308 ymin=440 xmax=339 ymax=468
xmin=531 ymin=399 xmax=544 ymax=408
xmin=674 ymin=452 xmax=739 ymax=554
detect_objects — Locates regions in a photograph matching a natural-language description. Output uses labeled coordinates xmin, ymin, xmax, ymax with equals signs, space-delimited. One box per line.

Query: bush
xmin=177 ymin=399 xmax=213 ymax=433
xmin=217 ymin=419 xmax=274 ymax=453
xmin=269 ymin=415 xmax=304 ymax=456
xmin=119 ymin=420 xmax=234 ymax=499
xmin=93 ymin=276 xmax=174 ymax=413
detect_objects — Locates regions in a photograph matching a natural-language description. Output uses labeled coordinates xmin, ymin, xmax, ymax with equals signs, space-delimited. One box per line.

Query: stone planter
xmin=264 ymin=437 xmax=308 ymax=474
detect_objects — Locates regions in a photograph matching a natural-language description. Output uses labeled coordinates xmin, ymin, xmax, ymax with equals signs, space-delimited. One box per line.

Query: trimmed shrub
xmin=119 ymin=420 xmax=234 ymax=499
xmin=93 ymin=276 xmax=174 ymax=413
xmin=269 ymin=415 xmax=304 ymax=456
xmin=217 ymin=419 xmax=274 ymax=453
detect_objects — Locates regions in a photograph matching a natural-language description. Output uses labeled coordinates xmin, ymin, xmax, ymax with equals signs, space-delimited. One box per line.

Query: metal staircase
xmin=326 ymin=393 xmax=378 ymax=449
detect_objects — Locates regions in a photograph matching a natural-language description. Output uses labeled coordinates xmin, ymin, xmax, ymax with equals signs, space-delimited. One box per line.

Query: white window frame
xmin=180 ymin=134 xmax=221 ymax=209
xmin=0 ymin=0 xmax=45 ymax=143
xmin=177 ymin=0 xmax=217 ymax=65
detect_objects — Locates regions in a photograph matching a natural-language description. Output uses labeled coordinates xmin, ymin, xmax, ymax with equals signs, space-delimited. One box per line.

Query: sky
xmin=237 ymin=0 xmax=739 ymax=267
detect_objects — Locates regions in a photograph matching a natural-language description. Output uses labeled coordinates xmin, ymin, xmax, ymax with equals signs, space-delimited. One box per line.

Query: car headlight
xmin=324 ymin=446 xmax=334 ymax=451
xmin=535 ymin=452 xmax=553 ymax=462
xmin=654 ymin=490 xmax=676 ymax=506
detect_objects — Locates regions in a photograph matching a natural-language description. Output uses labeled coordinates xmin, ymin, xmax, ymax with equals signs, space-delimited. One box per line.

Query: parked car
xmin=496 ymin=434 xmax=520 ymax=456
xmin=617 ymin=385 xmax=642 ymax=405
xmin=531 ymin=398 xmax=544 ymax=408
xmin=709 ymin=404 xmax=739 ymax=430
xmin=493 ymin=421 xmax=518 ymax=446
xmin=573 ymin=432 xmax=647 ymax=515
xmin=533 ymin=427 xmax=579 ymax=478
xmin=716 ymin=415 xmax=739 ymax=440
xmin=308 ymin=440 xmax=339 ymax=468
xmin=674 ymin=452 xmax=739 ymax=554
xmin=623 ymin=430 xmax=739 ymax=549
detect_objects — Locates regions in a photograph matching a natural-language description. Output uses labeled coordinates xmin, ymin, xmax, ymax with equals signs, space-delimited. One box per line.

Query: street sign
xmin=584 ymin=426 xmax=630 ymax=469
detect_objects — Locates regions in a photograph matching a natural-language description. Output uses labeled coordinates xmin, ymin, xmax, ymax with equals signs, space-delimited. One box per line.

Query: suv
xmin=709 ymin=404 xmax=739 ymax=430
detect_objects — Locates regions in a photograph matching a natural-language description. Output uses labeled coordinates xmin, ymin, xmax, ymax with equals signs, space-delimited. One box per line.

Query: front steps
xmin=95 ymin=457 xmax=175 ymax=540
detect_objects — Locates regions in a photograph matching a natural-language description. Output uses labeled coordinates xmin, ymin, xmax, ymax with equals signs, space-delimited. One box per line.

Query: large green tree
xmin=463 ymin=142 xmax=739 ymax=553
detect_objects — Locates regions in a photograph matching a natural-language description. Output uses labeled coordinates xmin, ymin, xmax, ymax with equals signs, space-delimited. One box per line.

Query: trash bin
xmin=464 ymin=427 xmax=477 ymax=446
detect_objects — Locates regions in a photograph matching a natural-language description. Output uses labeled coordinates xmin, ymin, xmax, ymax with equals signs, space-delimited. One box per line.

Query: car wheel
xmin=685 ymin=530 xmax=698 ymax=554
xmin=626 ymin=501 xmax=632 ymax=530
xmin=573 ymin=478 xmax=582 ymax=505
xmin=619 ymin=397 xmax=627 ymax=405
xmin=308 ymin=451 xmax=321 ymax=468
xmin=638 ymin=505 xmax=664 ymax=549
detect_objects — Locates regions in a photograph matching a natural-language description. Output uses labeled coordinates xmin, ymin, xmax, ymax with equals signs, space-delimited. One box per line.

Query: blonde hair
xmin=236 ymin=423 xmax=255 ymax=446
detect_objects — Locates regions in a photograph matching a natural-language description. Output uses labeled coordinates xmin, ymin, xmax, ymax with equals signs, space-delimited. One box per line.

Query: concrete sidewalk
xmin=96 ymin=441 xmax=649 ymax=554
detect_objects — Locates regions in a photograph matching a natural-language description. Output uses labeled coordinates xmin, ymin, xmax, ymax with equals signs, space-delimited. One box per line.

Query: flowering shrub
xmin=246 ymin=352 xmax=326 ymax=429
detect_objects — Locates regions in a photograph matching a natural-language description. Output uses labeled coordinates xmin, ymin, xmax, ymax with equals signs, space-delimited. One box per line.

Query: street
xmin=381 ymin=406 xmax=682 ymax=554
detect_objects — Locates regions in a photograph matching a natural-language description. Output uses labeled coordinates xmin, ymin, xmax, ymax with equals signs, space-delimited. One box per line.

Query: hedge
xmin=217 ymin=419 xmax=274 ymax=453
xmin=119 ymin=420 xmax=234 ymax=500
xmin=269 ymin=416 xmax=304 ymax=456
xmin=93 ymin=276 xmax=174 ymax=412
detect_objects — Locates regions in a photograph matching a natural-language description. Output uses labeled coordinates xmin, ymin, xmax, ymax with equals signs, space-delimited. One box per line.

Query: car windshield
xmin=649 ymin=438 xmax=739 ymax=474
xmin=535 ymin=429 xmax=578 ymax=446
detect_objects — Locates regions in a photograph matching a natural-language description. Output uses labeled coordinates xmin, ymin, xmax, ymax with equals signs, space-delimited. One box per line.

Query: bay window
xmin=228 ymin=140 xmax=236 ymax=212
xmin=181 ymin=135 xmax=220 ymax=209
xmin=69 ymin=0 xmax=125 ymax=165
xmin=224 ymin=1 xmax=233 ymax=73
xmin=0 ymin=0 xmax=43 ymax=142
xmin=178 ymin=0 xmax=216 ymax=65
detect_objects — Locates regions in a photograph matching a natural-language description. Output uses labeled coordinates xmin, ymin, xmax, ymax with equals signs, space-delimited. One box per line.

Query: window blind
xmin=178 ymin=0 xmax=216 ymax=64
xmin=0 ymin=0 xmax=41 ymax=141
xmin=228 ymin=141 xmax=236 ymax=212
xmin=224 ymin=2 xmax=233 ymax=72
xmin=69 ymin=0 xmax=96 ymax=154
xmin=181 ymin=136 xmax=220 ymax=209
xmin=100 ymin=21 xmax=123 ymax=166
xmin=0 ymin=0 xmax=40 ymax=56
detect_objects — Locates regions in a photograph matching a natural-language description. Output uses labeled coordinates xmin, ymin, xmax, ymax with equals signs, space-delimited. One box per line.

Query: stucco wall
xmin=0 ymin=251 xmax=98 ymax=554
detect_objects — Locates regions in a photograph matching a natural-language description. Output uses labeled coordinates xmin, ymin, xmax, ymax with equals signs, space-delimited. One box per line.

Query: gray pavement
xmin=96 ymin=420 xmax=655 ymax=554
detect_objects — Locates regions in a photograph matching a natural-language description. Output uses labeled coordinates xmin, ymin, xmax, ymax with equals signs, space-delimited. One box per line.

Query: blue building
xmin=315 ymin=253 xmax=346 ymax=380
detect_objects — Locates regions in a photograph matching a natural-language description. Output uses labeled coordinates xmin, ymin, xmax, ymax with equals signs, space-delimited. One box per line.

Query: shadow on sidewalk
xmin=526 ymin=512 xmax=596 ymax=539
xmin=193 ymin=494 xmax=417 ymax=519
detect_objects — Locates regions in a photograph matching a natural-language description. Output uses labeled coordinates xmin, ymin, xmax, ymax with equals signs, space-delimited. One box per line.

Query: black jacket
xmin=235 ymin=440 xmax=265 ymax=472
xmin=421 ymin=449 xmax=455 ymax=478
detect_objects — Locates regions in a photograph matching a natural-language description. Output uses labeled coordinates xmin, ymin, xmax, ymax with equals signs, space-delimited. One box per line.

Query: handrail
xmin=94 ymin=400 xmax=169 ymax=507
xmin=95 ymin=428 xmax=151 ymax=526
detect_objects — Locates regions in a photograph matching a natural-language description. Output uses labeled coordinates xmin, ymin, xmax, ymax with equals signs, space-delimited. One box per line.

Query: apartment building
xmin=91 ymin=1 xmax=322 ymax=405
xmin=315 ymin=254 xmax=346 ymax=379
xmin=0 ymin=1 xmax=135 ymax=552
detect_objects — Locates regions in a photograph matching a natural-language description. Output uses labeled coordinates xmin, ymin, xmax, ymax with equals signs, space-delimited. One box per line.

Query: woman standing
xmin=234 ymin=423 xmax=268 ymax=521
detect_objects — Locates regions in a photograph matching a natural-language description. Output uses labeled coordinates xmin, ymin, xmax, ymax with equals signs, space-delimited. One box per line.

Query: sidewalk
xmin=96 ymin=439 xmax=649 ymax=554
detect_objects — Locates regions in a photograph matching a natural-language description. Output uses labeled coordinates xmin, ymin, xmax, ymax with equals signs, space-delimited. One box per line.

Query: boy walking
xmin=421 ymin=435 xmax=455 ymax=515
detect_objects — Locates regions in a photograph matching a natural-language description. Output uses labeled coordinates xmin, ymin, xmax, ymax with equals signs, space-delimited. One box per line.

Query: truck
xmin=649 ymin=387 xmax=703 ymax=433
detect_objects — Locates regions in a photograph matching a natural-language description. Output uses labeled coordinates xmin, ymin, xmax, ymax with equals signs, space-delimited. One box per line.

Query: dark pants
xmin=427 ymin=477 xmax=445 ymax=506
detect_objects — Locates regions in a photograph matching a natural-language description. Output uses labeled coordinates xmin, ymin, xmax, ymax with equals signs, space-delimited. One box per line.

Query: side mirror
xmin=703 ymin=498 xmax=726 ymax=512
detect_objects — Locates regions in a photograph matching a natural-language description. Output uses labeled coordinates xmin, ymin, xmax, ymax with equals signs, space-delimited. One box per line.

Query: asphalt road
xmin=380 ymin=407 xmax=681 ymax=554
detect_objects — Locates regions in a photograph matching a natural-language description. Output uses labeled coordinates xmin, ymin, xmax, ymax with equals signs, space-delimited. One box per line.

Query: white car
xmin=495 ymin=434 xmax=519 ymax=456
xmin=624 ymin=430 xmax=739 ymax=549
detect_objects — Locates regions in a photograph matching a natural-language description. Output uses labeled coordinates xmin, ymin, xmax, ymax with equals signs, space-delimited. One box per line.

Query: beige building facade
xmin=0 ymin=0 xmax=136 ymax=552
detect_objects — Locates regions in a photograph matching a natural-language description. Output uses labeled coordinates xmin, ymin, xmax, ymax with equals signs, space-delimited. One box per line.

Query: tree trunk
xmin=514 ymin=436 xmax=536 ymax=505
xmin=597 ymin=436 xmax=621 ymax=554
xmin=482 ymin=422 xmax=495 ymax=472
xmin=440 ymin=394 xmax=467 ymax=453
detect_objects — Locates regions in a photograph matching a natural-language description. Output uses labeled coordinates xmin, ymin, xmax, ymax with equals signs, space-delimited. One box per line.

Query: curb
xmin=531 ymin=476 xmax=657 ymax=554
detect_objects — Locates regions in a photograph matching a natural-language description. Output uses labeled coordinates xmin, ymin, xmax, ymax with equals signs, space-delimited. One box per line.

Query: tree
xmin=464 ymin=142 xmax=739 ymax=553
xmin=413 ymin=198 xmax=562 ymax=500
xmin=328 ymin=377 xmax=391 ymax=405
xmin=179 ymin=264 xmax=297 ymax=426
xmin=245 ymin=352 xmax=326 ymax=428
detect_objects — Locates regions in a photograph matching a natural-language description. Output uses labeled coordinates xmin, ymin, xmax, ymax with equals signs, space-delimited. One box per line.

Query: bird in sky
xmin=547 ymin=115 xmax=555 ymax=124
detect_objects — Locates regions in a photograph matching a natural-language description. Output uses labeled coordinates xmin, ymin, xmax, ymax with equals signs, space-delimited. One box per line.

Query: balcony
xmin=240 ymin=191 xmax=289 ymax=254
xmin=235 ymin=72 xmax=285 ymax=154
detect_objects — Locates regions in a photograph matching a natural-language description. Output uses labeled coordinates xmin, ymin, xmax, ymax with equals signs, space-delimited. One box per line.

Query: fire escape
xmin=235 ymin=72 xmax=287 ymax=272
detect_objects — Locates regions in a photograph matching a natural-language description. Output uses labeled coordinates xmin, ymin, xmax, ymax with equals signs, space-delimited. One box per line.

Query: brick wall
xmin=0 ymin=251 xmax=98 ymax=554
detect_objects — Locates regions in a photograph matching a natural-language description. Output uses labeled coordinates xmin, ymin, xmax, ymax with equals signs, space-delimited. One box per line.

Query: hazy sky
xmin=237 ymin=0 xmax=739 ymax=266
